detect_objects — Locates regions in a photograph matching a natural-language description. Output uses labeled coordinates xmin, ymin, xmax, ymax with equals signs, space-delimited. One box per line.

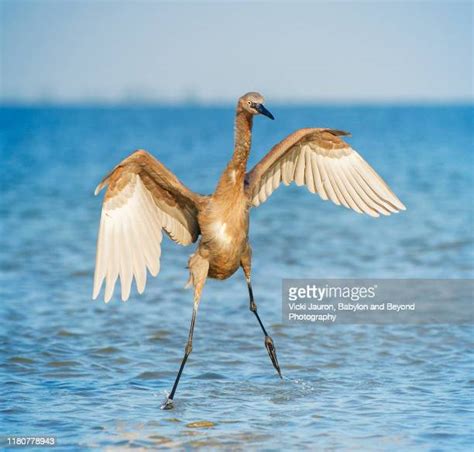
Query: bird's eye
xmin=248 ymin=101 xmax=252 ymax=106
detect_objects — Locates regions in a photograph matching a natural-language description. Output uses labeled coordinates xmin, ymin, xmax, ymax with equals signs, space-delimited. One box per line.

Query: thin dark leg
xmin=247 ymin=280 xmax=282 ymax=378
xmin=161 ymin=304 xmax=198 ymax=410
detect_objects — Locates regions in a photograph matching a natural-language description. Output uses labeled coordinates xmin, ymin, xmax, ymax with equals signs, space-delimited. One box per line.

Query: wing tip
xmin=389 ymin=197 xmax=406 ymax=212
xmin=327 ymin=129 xmax=351 ymax=137
xmin=94 ymin=181 xmax=106 ymax=196
xmin=92 ymin=281 xmax=101 ymax=300
xmin=136 ymin=279 xmax=146 ymax=295
xmin=104 ymin=292 xmax=113 ymax=303
xmin=93 ymin=286 xmax=131 ymax=303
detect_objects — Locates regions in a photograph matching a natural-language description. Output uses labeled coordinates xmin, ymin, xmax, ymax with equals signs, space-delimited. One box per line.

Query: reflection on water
xmin=0 ymin=105 xmax=473 ymax=449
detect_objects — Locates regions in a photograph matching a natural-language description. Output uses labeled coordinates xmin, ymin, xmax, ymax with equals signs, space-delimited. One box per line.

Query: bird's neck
xmin=232 ymin=107 xmax=253 ymax=170
xmin=215 ymin=107 xmax=253 ymax=197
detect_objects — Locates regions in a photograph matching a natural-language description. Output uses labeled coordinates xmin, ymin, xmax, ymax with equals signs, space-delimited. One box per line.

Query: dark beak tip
xmin=257 ymin=104 xmax=275 ymax=120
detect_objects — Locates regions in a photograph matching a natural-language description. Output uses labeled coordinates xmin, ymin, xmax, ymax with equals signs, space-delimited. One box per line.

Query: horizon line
xmin=1 ymin=99 xmax=473 ymax=108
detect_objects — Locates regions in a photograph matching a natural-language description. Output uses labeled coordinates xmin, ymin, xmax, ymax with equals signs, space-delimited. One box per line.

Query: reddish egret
xmin=92 ymin=92 xmax=405 ymax=409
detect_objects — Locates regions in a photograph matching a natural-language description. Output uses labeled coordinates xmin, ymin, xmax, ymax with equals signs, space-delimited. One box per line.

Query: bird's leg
xmin=246 ymin=279 xmax=282 ymax=378
xmin=241 ymin=246 xmax=282 ymax=378
xmin=161 ymin=298 xmax=199 ymax=410
xmin=161 ymin=252 xmax=208 ymax=410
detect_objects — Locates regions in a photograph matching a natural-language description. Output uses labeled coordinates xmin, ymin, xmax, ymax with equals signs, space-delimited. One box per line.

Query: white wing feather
xmin=250 ymin=143 xmax=405 ymax=217
xmin=93 ymin=175 xmax=169 ymax=302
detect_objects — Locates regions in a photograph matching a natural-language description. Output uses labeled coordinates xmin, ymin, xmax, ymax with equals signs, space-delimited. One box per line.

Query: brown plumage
xmin=92 ymin=92 xmax=405 ymax=409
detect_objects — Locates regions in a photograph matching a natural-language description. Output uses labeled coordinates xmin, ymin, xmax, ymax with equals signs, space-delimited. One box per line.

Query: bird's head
xmin=239 ymin=92 xmax=274 ymax=120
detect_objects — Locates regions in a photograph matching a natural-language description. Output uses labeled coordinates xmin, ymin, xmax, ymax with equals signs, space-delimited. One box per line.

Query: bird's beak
xmin=256 ymin=103 xmax=275 ymax=120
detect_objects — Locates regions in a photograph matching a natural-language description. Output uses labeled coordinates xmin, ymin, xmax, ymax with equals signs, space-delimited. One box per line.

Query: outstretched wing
xmin=245 ymin=128 xmax=405 ymax=216
xmin=93 ymin=150 xmax=201 ymax=302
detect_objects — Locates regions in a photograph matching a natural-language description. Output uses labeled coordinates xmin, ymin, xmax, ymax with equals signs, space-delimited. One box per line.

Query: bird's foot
xmin=264 ymin=335 xmax=282 ymax=379
xmin=161 ymin=397 xmax=175 ymax=410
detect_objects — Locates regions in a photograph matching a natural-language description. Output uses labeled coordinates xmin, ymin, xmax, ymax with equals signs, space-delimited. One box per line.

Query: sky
xmin=0 ymin=0 xmax=472 ymax=104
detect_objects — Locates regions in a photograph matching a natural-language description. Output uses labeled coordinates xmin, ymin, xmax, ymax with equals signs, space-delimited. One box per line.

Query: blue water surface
xmin=0 ymin=105 xmax=473 ymax=450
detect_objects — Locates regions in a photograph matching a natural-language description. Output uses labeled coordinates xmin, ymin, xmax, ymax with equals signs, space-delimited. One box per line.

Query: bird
xmin=92 ymin=92 xmax=405 ymax=409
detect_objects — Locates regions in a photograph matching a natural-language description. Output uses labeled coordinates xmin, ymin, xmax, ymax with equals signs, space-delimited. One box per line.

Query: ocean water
xmin=0 ymin=104 xmax=473 ymax=450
